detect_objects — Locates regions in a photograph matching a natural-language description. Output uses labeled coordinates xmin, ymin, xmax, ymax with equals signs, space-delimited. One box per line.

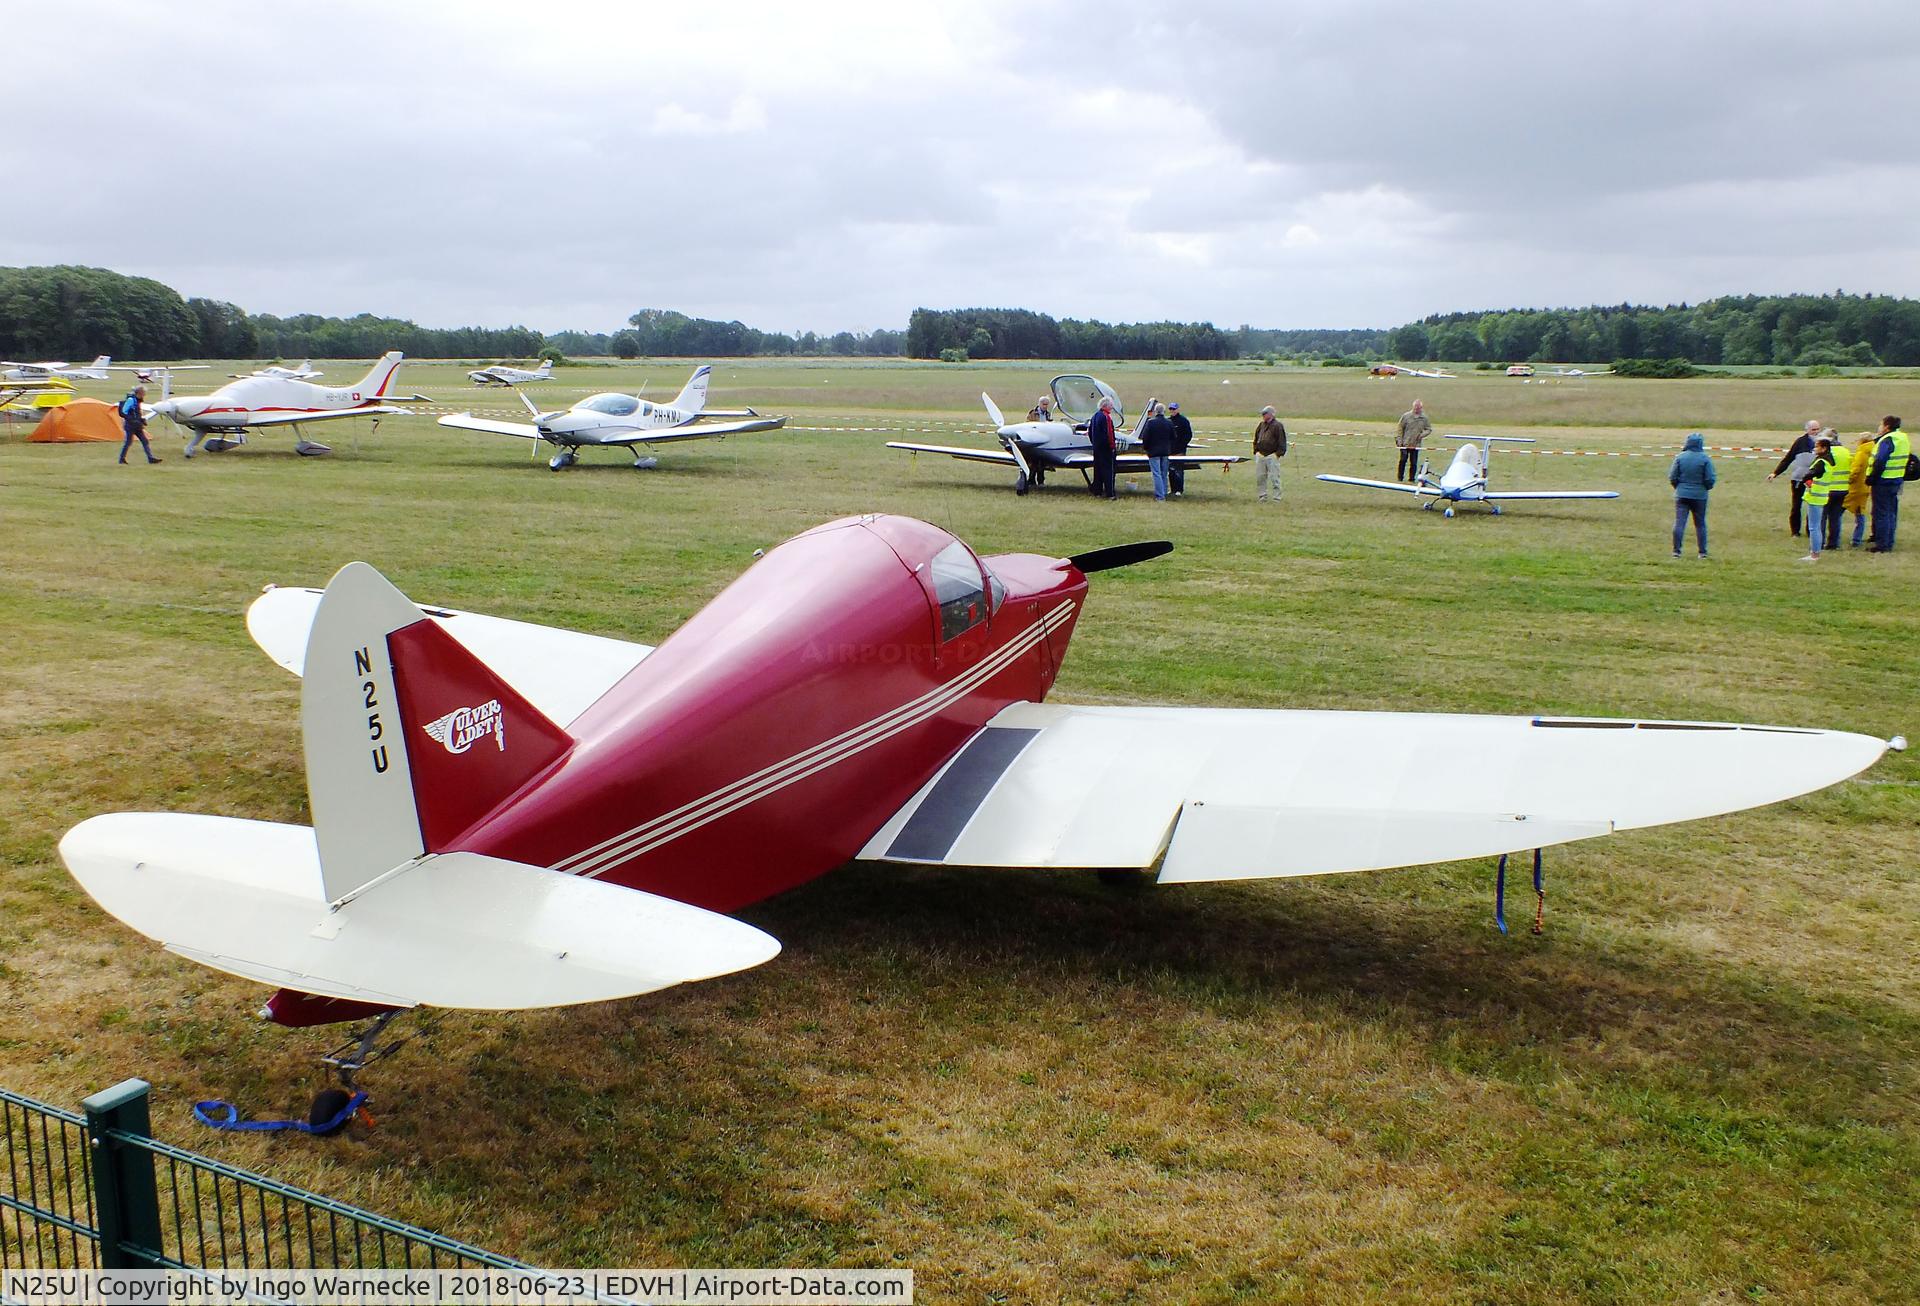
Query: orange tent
xmin=29 ymin=398 xmax=123 ymax=443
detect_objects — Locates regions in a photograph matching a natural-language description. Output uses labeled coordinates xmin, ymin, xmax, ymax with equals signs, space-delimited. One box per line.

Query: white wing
xmin=236 ymin=405 xmax=408 ymax=428
xmin=1316 ymin=474 xmax=1440 ymax=496
xmin=1482 ymin=490 xmax=1621 ymax=501
xmin=246 ymin=585 xmax=652 ymax=728
xmin=859 ymin=702 xmax=1886 ymax=880
xmin=887 ymin=441 xmax=1021 ymax=467
xmin=596 ymin=415 xmax=786 ymax=446
xmin=439 ymin=413 xmax=541 ymax=439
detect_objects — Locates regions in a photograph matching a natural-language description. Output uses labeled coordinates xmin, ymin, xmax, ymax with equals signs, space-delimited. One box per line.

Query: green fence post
xmin=82 ymin=1080 xmax=165 ymax=1269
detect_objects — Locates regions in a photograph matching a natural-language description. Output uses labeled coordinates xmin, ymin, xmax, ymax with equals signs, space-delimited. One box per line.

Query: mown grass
xmin=1 ymin=360 xmax=1916 ymax=1303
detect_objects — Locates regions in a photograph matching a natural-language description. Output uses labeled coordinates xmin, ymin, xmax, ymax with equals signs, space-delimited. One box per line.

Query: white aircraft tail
xmin=671 ymin=365 xmax=712 ymax=415
xmin=56 ymin=560 xmax=780 ymax=1012
xmin=90 ymin=356 xmax=111 ymax=369
xmin=982 ymin=392 xmax=1006 ymax=429
xmin=351 ymin=351 xmax=406 ymax=397
xmin=533 ymin=360 xmax=553 ymax=378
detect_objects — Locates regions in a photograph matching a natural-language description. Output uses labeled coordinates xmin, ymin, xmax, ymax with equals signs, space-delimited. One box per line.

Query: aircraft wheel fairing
xmin=1444 ymin=506 xmax=1455 ymax=518
xmin=1015 ymin=473 xmax=1030 ymax=495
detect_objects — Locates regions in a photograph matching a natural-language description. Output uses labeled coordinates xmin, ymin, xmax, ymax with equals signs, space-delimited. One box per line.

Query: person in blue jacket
xmin=1669 ymin=432 xmax=1715 ymax=558
xmin=117 ymin=386 xmax=160 ymax=464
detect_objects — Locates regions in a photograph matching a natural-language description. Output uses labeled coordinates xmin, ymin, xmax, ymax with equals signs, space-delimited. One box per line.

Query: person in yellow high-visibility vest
xmin=1868 ymin=415 xmax=1911 ymax=553
xmin=1799 ymin=431 xmax=1846 ymax=561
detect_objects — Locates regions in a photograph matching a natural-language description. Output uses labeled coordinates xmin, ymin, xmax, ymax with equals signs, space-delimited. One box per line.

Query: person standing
xmin=1087 ymin=396 xmax=1118 ymax=499
xmin=1798 ymin=431 xmax=1842 ymax=562
xmin=1139 ymin=401 xmax=1177 ymax=501
xmin=1167 ymin=401 xmax=1193 ymax=497
xmin=1767 ymin=420 xmax=1820 ymax=536
xmin=1845 ymin=432 xmax=1875 ymax=548
xmin=117 ymin=386 xmax=160 ymax=465
xmin=1027 ymin=396 xmax=1053 ymax=422
xmin=1395 ymin=399 xmax=1431 ymax=482
xmin=1669 ymin=432 xmax=1715 ymax=559
xmin=1867 ymin=415 xmax=1910 ymax=553
xmin=1252 ymin=405 xmax=1287 ymax=503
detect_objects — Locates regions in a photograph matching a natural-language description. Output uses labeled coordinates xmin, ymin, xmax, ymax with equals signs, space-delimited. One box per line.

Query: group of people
xmin=1671 ymin=416 xmax=1911 ymax=558
xmin=1068 ymin=395 xmax=1289 ymax=503
xmin=1077 ymin=394 xmax=1200 ymax=500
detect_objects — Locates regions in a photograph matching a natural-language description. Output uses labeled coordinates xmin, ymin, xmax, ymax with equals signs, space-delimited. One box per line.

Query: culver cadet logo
xmin=422 ymin=700 xmax=506 ymax=754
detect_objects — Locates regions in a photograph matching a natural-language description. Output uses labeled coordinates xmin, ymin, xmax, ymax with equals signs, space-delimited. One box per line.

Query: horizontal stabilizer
xmin=60 ymin=813 xmax=780 ymax=1010
xmin=247 ymin=584 xmax=652 ymax=727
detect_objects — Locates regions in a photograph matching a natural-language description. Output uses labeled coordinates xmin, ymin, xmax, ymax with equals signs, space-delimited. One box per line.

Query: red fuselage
xmin=448 ymin=515 xmax=1086 ymax=912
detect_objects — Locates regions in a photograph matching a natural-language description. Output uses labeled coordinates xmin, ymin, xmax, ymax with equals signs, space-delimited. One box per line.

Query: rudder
xmin=301 ymin=562 xmax=571 ymax=903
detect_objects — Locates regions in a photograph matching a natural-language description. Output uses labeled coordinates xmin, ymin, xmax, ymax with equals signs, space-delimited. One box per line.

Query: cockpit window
xmin=929 ymin=541 xmax=987 ymax=641
xmin=985 ymin=564 xmax=1007 ymax=614
xmin=579 ymin=393 xmax=640 ymax=416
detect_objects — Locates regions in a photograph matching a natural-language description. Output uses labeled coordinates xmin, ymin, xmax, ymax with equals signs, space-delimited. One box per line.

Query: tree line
xmin=551 ymin=309 xmax=906 ymax=359
xmin=905 ymin=308 xmax=1235 ymax=360
xmin=1383 ymin=294 xmax=1920 ymax=367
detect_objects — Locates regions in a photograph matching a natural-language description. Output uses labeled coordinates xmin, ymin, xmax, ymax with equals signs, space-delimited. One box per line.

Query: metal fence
xmin=2 ymin=1080 xmax=528 ymax=1273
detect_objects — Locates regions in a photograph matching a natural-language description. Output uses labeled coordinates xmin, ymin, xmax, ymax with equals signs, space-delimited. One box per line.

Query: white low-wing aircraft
xmin=1317 ymin=433 xmax=1620 ymax=517
xmin=232 ymin=360 xmax=323 ymax=381
xmin=888 ymin=374 xmax=1242 ymax=494
xmin=149 ymin=351 xmax=428 ymax=457
xmin=1369 ymin=363 xmax=1455 ymax=379
xmin=438 ymin=364 xmax=785 ymax=470
xmin=467 ymin=360 xmax=553 ymax=386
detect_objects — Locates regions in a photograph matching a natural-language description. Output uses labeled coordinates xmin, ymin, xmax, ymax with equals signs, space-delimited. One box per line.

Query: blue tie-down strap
xmin=194 ymin=1092 xmax=367 ymax=1134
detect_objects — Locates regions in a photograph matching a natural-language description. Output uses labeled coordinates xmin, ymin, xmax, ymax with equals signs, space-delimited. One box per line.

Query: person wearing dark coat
xmin=1767 ymin=420 xmax=1819 ymax=536
xmin=1139 ymin=402 xmax=1178 ymax=501
xmin=1167 ymin=401 xmax=1193 ymax=496
xmin=117 ymin=387 xmax=160 ymax=465
xmin=1087 ymin=397 xmax=1118 ymax=499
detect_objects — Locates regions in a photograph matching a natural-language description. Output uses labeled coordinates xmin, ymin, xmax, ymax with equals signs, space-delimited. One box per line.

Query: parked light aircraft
xmin=437 ymin=364 xmax=785 ymax=470
xmin=149 ymin=351 xmax=427 ymax=456
xmin=1 ymin=355 xmax=114 ymax=382
xmin=888 ymin=374 xmax=1242 ymax=494
xmin=232 ymin=360 xmax=323 ymax=381
xmin=467 ymin=360 xmax=553 ymax=386
xmin=1317 ymin=434 xmax=1620 ymax=517
xmin=60 ymin=512 xmax=1891 ymax=1115
xmin=1369 ymin=363 xmax=1455 ymax=379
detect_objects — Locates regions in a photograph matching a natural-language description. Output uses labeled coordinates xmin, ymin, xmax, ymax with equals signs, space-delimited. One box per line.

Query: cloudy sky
xmin=13 ymin=1 xmax=1917 ymax=334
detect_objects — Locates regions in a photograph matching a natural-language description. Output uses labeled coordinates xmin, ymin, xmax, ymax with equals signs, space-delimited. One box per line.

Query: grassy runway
xmin=1 ymin=358 xmax=1916 ymax=1302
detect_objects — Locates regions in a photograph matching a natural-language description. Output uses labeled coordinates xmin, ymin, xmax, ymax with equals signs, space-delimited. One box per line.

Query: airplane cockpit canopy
xmin=578 ymin=393 xmax=641 ymax=417
xmin=1049 ymin=375 xmax=1122 ymax=425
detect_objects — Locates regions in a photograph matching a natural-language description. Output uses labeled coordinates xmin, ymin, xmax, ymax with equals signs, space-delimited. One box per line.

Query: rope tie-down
xmin=1494 ymin=848 xmax=1546 ymax=936
xmin=193 ymin=1091 xmax=373 ymax=1136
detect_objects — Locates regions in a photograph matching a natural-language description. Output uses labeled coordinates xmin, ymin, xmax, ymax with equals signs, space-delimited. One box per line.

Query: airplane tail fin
xmin=351 ymin=351 xmax=406 ymax=398
xmin=300 ymin=562 xmax=573 ymax=902
xmin=534 ymin=360 xmax=553 ymax=377
xmin=91 ymin=356 xmax=111 ymax=369
xmin=982 ymin=392 xmax=1006 ymax=429
xmin=56 ymin=560 xmax=780 ymax=1018
xmin=671 ymin=364 xmax=712 ymax=414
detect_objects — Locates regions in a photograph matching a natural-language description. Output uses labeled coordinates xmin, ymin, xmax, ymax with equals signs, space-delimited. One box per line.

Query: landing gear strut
xmin=308 ymin=1011 xmax=421 ymax=1133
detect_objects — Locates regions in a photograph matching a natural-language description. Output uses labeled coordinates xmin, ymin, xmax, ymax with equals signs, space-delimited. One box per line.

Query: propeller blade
xmin=1066 ymin=541 xmax=1174 ymax=574
xmin=518 ymin=391 xmax=540 ymax=418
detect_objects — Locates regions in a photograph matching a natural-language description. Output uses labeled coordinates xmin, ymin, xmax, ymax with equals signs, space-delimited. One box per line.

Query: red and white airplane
xmin=150 ymin=351 xmax=427 ymax=456
xmin=59 ymin=514 xmax=1896 ymax=1086
xmin=1369 ymin=363 xmax=1455 ymax=379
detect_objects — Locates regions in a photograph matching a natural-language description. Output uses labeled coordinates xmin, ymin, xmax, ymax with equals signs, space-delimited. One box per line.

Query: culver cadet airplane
xmin=467 ymin=359 xmax=554 ymax=386
xmin=232 ymin=360 xmax=323 ymax=381
xmin=888 ymin=374 xmax=1242 ymax=494
xmin=149 ymin=351 xmax=428 ymax=456
xmin=1318 ymin=433 xmax=1620 ymax=517
xmin=59 ymin=514 xmax=1895 ymax=1116
xmin=1369 ymin=363 xmax=1455 ymax=379
xmin=437 ymin=364 xmax=785 ymax=470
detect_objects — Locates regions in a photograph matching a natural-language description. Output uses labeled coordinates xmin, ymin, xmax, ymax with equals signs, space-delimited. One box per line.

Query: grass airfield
xmin=2 ymin=357 xmax=1918 ymax=1302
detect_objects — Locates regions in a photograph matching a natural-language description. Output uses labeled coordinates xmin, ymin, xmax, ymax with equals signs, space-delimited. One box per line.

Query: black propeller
xmin=1066 ymin=540 xmax=1173 ymax=574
